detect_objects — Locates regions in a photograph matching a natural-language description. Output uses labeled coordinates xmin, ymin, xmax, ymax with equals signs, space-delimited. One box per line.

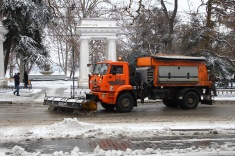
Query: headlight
xmin=101 ymin=94 xmax=107 ymax=98
xmin=89 ymin=80 xmax=93 ymax=83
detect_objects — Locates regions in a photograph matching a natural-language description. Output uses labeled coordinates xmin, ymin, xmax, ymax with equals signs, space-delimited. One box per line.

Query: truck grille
xmin=136 ymin=67 xmax=154 ymax=85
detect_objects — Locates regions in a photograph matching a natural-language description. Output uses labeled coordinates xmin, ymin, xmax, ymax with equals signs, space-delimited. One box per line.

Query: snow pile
xmin=11 ymin=145 xmax=85 ymax=156
xmin=1 ymin=118 xmax=235 ymax=141
xmin=12 ymin=146 xmax=40 ymax=156
xmin=4 ymin=144 xmax=235 ymax=156
xmin=94 ymin=146 xmax=156 ymax=155
xmin=31 ymin=118 xmax=95 ymax=139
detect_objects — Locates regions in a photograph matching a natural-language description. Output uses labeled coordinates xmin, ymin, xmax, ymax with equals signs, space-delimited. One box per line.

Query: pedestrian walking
xmin=24 ymin=71 xmax=28 ymax=88
xmin=13 ymin=72 xmax=20 ymax=96
xmin=209 ymin=72 xmax=217 ymax=96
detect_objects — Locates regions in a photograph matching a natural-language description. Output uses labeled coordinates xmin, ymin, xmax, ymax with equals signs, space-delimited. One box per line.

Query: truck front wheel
xmin=101 ymin=103 xmax=116 ymax=110
xmin=116 ymin=93 xmax=134 ymax=113
xmin=182 ymin=91 xmax=199 ymax=109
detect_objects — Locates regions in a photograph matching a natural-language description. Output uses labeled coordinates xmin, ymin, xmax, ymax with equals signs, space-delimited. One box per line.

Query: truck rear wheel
xmin=162 ymin=99 xmax=178 ymax=107
xmin=101 ymin=103 xmax=116 ymax=110
xmin=181 ymin=91 xmax=199 ymax=109
xmin=116 ymin=93 xmax=134 ymax=113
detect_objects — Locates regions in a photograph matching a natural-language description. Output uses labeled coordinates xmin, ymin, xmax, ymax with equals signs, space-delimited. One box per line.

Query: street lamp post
xmin=68 ymin=4 xmax=76 ymax=98
xmin=72 ymin=45 xmax=75 ymax=98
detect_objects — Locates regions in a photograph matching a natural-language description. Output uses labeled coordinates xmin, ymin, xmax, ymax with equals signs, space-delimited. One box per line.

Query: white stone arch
xmin=76 ymin=18 xmax=121 ymax=88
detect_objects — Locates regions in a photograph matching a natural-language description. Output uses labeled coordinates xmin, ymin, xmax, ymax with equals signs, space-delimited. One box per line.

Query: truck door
xmin=108 ymin=65 xmax=125 ymax=91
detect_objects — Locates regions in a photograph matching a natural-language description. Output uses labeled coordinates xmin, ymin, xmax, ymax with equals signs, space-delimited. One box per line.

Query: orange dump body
xmin=136 ymin=56 xmax=212 ymax=87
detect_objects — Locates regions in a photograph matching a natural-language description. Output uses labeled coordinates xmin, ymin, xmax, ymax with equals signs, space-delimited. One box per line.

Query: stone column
xmin=106 ymin=37 xmax=117 ymax=61
xmin=78 ymin=37 xmax=90 ymax=88
xmin=0 ymin=21 xmax=8 ymax=87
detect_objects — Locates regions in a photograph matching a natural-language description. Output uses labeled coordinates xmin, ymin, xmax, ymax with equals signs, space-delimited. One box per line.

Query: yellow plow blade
xmin=81 ymin=100 xmax=97 ymax=112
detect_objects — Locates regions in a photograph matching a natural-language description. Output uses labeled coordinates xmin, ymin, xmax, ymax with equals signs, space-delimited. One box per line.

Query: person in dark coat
xmin=24 ymin=71 xmax=28 ymax=88
xmin=209 ymin=72 xmax=217 ymax=96
xmin=13 ymin=72 xmax=20 ymax=96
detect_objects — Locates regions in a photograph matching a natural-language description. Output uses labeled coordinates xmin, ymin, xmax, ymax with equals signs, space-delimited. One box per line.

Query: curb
xmin=0 ymin=101 xmax=12 ymax=104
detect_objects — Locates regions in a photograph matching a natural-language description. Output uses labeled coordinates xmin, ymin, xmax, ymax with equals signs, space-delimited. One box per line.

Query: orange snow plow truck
xmin=86 ymin=55 xmax=213 ymax=113
xmin=44 ymin=55 xmax=214 ymax=113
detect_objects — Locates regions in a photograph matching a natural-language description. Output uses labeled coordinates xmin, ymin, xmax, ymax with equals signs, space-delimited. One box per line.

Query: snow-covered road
xmin=0 ymin=80 xmax=235 ymax=155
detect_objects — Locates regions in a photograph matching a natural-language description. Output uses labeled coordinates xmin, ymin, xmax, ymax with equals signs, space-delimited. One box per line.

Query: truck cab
xmin=89 ymin=60 xmax=136 ymax=112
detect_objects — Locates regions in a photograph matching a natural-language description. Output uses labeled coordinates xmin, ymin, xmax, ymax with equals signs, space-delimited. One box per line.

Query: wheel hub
xmin=122 ymin=98 xmax=130 ymax=107
xmin=188 ymin=97 xmax=194 ymax=104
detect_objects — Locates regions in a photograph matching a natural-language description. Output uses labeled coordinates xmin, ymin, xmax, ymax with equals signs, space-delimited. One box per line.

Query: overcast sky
xmin=177 ymin=0 xmax=201 ymax=12
xmin=163 ymin=0 xmax=206 ymax=13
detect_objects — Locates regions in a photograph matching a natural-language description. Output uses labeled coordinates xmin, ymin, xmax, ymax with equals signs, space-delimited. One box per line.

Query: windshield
xmin=93 ymin=63 xmax=109 ymax=75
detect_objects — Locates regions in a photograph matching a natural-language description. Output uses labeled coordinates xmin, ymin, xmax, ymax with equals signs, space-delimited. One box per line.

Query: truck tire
xmin=116 ymin=93 xmax=134 ymax=113
xmin=101 ymin=103 xmax=116 ymax=110
xmin=181 ymin=91 xmax=199 ymax=109
xmin=162 ymin=99 xmax=178 ymax=107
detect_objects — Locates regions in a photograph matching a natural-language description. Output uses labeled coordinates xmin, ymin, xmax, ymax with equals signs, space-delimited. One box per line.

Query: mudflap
xmin=201 ymin=95 xmax=213 ymax=105
xmin=44 ymin=96 xmax=97 ymax=112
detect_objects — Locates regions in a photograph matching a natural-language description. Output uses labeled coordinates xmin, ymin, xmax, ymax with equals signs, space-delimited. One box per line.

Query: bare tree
xmin=124 ymin=0 xmax=178 ymax=54
xmin=44 ymin=0 xmax=77 ymax=76
xmin=160 ymin=0 xmax=178 ymax=54
xmin=78 ymin=0 xmax=112 ymax=18
xmin=176 ymin=0 xmax=235 ymax=78
xmin=45 ymin=0 xmax=113 ymax=77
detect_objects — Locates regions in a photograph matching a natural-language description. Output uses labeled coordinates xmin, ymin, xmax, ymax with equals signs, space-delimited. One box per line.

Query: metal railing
xmin=0 ymin=84 xmax=33 ymax=93
xmin=1 ymin=85 xmax=234 ymax=97
xmin=216 ymin=79 xmax=235 ymax=89
xmin=70 ymin=85 xmax=91 ymax=98
xmin=216 ymin=89 xmax=235 ymax=97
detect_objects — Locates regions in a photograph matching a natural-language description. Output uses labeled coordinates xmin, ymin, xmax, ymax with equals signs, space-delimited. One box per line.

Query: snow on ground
xmin=1 ymin=117 xmax=235 ymax=155
xmin=1 ymin=80 xmax=235 ymax=155
xmin=1 ymin=118 xmax=235 ymax=156
xmin=2 ymin=145 xmax=235 ymax=156
xmin=1 ymin=145 xmax=235 ymax=156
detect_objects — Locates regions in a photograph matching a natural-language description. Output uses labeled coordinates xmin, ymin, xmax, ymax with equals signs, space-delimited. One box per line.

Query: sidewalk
xmin=0 ymin=80 xmax=74 ymax=104
xmin=0 ymin=87 xmax=46 ymax=104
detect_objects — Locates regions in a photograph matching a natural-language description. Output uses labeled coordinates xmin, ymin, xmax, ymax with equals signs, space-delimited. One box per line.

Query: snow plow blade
xmin=43 ymin=96 xmax=97 ymax=112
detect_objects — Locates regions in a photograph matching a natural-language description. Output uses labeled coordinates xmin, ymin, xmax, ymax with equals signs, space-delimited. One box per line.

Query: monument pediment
xmin=77 ymin=19 xmax=121 ymax=35
xmin=79 ymin=18 xmax=118 ymax=27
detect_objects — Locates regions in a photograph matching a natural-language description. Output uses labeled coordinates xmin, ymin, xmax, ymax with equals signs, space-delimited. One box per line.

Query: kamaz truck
xmin=44 ymin=55 xmax=213 ymax=113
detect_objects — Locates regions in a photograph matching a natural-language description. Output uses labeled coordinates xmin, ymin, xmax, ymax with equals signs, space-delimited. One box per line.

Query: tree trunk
xmin=205 ymin=0 xmax=213 ymax=49
xmin=160 ymin=0 xmax=178 ymax=54
xmin=4 ymin=38 xmax=11 ymax=75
